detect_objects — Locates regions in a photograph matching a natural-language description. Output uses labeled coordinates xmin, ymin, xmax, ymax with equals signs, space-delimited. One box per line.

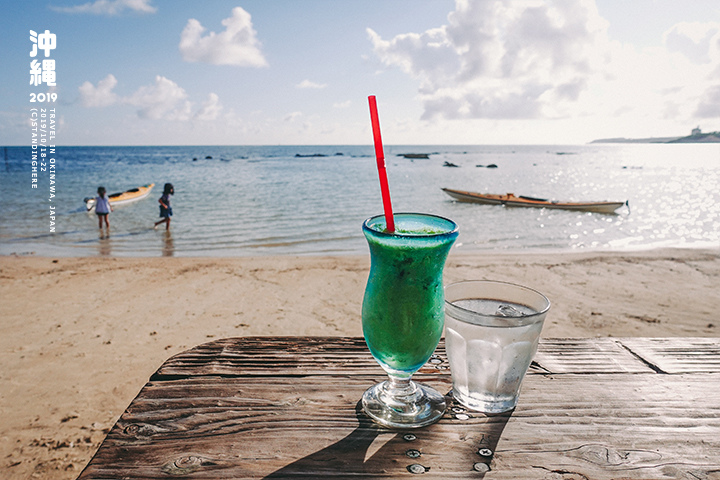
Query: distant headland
xmin=591 ymin=126 xmax=720 ymax=144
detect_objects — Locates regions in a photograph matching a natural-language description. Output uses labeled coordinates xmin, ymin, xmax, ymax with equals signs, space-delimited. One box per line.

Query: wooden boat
xmin=85 ymin=183 xmax=155 ymax=210
xmin=442 ymin=187 xmax=627 ymax=214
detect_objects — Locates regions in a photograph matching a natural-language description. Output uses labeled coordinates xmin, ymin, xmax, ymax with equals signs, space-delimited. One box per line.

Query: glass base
xmin=452 ymin=389 xmax=518 ymax=414
xmin=362 ymin=378 xmax=447 ymax=428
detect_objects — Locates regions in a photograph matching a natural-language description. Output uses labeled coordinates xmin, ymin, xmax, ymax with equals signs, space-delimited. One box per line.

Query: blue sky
xmin=2 ymin=0 xmax=720 ymax=145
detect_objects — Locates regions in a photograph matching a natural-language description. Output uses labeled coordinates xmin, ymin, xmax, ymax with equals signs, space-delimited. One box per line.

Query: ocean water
xmin=0 ymin=144 xmax=718 ymax=257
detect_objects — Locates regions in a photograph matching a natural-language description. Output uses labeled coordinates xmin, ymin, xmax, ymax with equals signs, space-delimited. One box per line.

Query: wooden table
xmin=77 ymin=337 xmax=720 ymax=479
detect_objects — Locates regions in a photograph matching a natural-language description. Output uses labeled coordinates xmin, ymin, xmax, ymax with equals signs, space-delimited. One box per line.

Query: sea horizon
xmin=7 ymin=139 xmax=718 ymax=147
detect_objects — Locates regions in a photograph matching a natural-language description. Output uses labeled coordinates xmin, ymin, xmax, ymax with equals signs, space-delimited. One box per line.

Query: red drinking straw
xmin=368 ymin=95 xmax=395 ymax=233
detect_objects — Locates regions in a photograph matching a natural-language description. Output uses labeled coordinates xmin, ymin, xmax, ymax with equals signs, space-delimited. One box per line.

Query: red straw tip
xmin=368 ymin=95 xmax=395 ymax=232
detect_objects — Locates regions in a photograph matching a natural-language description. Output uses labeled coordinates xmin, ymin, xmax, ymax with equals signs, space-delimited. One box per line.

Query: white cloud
xmin=369 ymin=0 xmax=609 ymax=121
xmin=79 ymin=75 xmax=221 ymax=122
xmin=78 ymin=74 xmax=119 ymax=107
xmin=664 ymin=22 xmax=720 ymax=64
xmin=179 ymin=7 xmax=268 ymax=67
xmin=296 ymin=79 xmax=327 ymax=89
xmin=284 ymin=112 xmax=302 ymax=122
xmin=366 ymin=26 xmax=459 ymax=90
xmin=590 ymin=30 xmax=720 ymax=127
xmin=368 ymin=0 xmax=720 ymax=130
xmin=51 ymin=0 xmax=156 ymax=15
xmin=696 ymin=85 xmax=720 ymax=118
xmin=333 ymin=100 xmax=351 ymax=108
xmin=125 ymin=76 xmax=191 ymax=120
xmin=194 ymin=93 xmax=223 ymax=121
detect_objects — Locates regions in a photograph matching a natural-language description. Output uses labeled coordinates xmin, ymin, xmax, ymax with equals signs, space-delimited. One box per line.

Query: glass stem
xmin=387 ymin=374 xmax=415 ymax=397
xmin=379 ymin=374 xmax=423 ymax=414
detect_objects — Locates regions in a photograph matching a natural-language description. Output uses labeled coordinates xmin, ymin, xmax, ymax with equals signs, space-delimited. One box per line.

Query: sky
xmin=1 ymin=0 xmax=720 ymax=145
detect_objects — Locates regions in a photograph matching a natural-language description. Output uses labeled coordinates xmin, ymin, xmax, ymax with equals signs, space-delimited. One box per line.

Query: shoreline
xmin=1 ymin=247 xmax=718 ymax=479
xmin=3 ymin=239 xmax=719 ymax=259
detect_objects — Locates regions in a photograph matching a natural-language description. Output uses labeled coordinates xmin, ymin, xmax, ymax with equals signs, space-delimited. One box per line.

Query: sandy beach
xmin=1 ymin=248 xmax=718 ymax=479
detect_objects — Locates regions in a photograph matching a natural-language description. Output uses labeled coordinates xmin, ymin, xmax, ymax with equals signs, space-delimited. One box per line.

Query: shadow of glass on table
xmin=264 ymin=399 xmax=511 ymax=478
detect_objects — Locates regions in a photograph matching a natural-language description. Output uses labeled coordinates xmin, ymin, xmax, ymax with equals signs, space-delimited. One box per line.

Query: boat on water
xmin=85 ymin=183 xmax=155 ymax=210
xmin=442 ymin=187 xmax=627 ymax=214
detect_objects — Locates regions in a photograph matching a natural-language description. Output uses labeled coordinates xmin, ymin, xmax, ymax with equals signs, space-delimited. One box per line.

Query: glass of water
xmin=444 ymin=280 xmax=550 ymax=414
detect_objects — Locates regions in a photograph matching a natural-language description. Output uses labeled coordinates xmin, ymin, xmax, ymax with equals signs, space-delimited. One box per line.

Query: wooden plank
xmin=491 ymin=373 xmax=720 ymax=480
xmin=618 ymin=337 xmax=720 ymax=373
xmin=533 ymin=338 xmax=655 ymax=373
xmin=156 ymin=337 xmax=666 ymax=379
xmin=154 ymin=337 xmax=454 ymax=379
xmin=78 ymin=373 xmax=720 ymax=479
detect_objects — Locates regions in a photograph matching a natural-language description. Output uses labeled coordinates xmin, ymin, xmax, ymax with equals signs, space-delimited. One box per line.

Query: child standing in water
xmin=154 ymin=183 xmax=174 ymax=230
xmin=93 ymin=186 xmax=113 ymax=229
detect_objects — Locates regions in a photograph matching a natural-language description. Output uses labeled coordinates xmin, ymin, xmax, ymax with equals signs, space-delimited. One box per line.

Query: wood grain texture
xmin=619 ymin=337 xmax=720 ymax=373
xmin=533 ymin=338 xmax=655 ymax=373
xmin=77 ymin=337 xmax=720 ymax=479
